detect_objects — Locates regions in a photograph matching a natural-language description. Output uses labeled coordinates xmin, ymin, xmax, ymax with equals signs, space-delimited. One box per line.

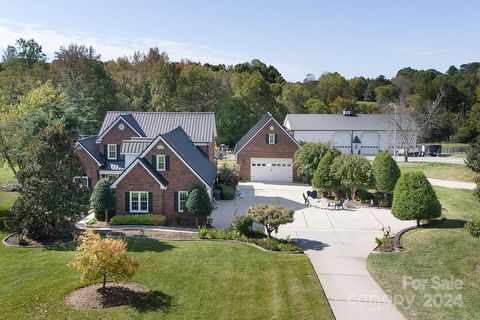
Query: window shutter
xmin=103 ymin=144 xmax=108 ymax=158
xmin=125 ymin=192 xmax=130 ymax=212
xmin=165 ymin=156 xmax=170 ymax=170
xmin=117 ymin=144 xmax=121 ymax=160
xmin=96 ymin=170 xmax=100 ymax=182
xmin=152 ymin=155 xmax=157 ymax=169
xmin=148 ymin=192 xmax=153 ymax=213
xmin=88 ymin=177 xmax=92 ymax=188
xmin=275 ymin=134 xmax=278 ymax=144
xmin=174 ymin=192 xmax=179 ymax=212
xmin=265 ymin=134 xmax=269 ymax=144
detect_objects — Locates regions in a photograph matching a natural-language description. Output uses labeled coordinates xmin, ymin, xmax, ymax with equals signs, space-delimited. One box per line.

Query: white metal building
xmin=283 ymin=112 xmax=418 ymax=156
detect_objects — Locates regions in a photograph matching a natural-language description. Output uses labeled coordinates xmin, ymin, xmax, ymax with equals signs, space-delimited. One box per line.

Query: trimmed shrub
xmin=231 ymin=215 xmax=253 ymax=236
xmin=220 ymin=185 xmax=235 ymax=200
xmin=465 ymin=218 xmax=480 ymax=238
xmin=330 ymin=154 xmax=371 ymax=200
xmin=90 ymin=178 xmax=116 ymax=222
xmin=294 ymin=143 xmax=336 ymax=180
xmin=217 ymin=163 xmax=240 ymax=186
xmin=392 ymin=172 xmax=442 ymax=226
xmin=311 ymin=151 xmax=340 ymax=193
xmin=110 ymin=214 xmax=166 ymax=226
xmin=198 ymin=226 xmax=209 ymax=239
xmin=372 ymin=151 xmax=401 ymax=193
xmin=185 ymin=184 xmax=213 ymax=225
xmin=247 ymin=204 xmax=294 ymax=238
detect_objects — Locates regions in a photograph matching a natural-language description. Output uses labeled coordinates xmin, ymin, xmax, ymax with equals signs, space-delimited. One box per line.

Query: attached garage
xmin=251 ymin=158 xmax=293 ymax=182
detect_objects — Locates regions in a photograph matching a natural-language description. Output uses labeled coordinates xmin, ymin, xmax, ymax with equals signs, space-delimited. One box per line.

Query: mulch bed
xmin=4 ymin=232 xmax=74 ymax=247
xmin=96 ymin=229 xmax=199 ymax=241
xmin=64 ymin=283 xmax=149 ymax=309
xmin=476 ymin=263 xmax=480 ymax=273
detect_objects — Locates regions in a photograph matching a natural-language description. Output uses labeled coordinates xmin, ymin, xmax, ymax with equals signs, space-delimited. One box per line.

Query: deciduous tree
xmin=247 ymin=204 xmax=294 ymax=238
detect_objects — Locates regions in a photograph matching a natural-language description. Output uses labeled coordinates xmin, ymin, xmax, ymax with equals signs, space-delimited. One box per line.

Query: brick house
xmin=75 ymin=112 xmax=217 ymax=225
xmin=234 ymin=113 xmax=300 ymax=182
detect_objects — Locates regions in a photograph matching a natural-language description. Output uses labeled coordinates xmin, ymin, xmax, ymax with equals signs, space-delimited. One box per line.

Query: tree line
xmin=1 ymin=38 xmax=479 ymax=154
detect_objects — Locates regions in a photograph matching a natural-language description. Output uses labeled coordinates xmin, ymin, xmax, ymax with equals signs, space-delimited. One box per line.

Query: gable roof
xmin=162 ymin=127 xmax=217 ymax=187
xmin=96 ymin=114 xmax=146 ymax=142
xmin=283 ymin=114 xmax=418 ymax=131
xmin=233 ymin=113 xmax=300 ymax=155
xmin=110 ymin=157 xmax=168 ymax=189
xmin=98 ymin=112 xmax=217 ymax=143
xmin=139 ymin=126 xmax=217 ymax=187
xmin=76 ymin=136 xmax=105 ymax=166
xmin=352 ymin=136 xmax=361 ymax=144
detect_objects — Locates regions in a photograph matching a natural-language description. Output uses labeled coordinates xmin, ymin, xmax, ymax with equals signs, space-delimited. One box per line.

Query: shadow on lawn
xmin=424 ymin=219 xmax=466 ymax=229
xmin=132 ymin=290 xmax=174 ymax=313
xmin=47 ymin=234 xmax=176 ymax=253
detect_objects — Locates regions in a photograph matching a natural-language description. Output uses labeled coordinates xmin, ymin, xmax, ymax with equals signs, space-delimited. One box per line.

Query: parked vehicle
xmin=396 ymin=147 xmax=421 ymax=157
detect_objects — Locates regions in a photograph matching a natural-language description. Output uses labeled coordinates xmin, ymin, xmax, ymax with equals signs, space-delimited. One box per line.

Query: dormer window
xmin=107 ymin=144 xmax=117 ymax=160
xmin=268 ymin=133 xmax=276 ymax=144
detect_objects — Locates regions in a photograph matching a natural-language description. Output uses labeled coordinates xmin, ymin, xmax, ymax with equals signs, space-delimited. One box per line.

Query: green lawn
xmin=368 ymin=186 xmax=480 ymax=320
xmin=0 ymin=161 xmax=333 ymax=319
xmin=0 ymin=166 xmax=18 ymax=232
xmin=0 ymin=235 xmax=333 ymax=320
xmin=398 ymin=162 xmax=477 ymax=182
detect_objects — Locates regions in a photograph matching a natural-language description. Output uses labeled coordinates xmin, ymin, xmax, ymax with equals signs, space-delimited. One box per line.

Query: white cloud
xmin=0 ymin=18 xmax=247 ymax=65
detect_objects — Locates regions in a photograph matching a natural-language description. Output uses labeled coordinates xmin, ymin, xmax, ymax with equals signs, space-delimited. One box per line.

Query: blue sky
xmin=0 ymin=0 xmax=478 ymax=81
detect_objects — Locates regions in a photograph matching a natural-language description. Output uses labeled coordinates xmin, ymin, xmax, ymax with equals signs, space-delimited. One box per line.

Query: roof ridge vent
xmin=342 ymin=109 xmax=355 ymax=116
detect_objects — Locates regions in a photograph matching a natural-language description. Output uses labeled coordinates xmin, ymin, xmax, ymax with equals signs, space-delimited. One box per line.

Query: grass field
xmin=0 ymin=166 xmax=18 ymax=232
xmin=368 ymin=186 xmax=480 ymax=320
xmin=0 ymin=234 xmax=333 ymax=319
xmin=398 ymin=162 xmax=477 ymax=182
xmin=0 ymin=167 xmax=333 ymax=320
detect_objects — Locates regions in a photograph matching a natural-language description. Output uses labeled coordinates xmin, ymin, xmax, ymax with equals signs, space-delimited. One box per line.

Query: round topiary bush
xmin=372 ymin=151 xmax=401 ymax=193
xmin=392 ymin=172 xmax=441 ymax=226
xmin=90 ymin=178 xmax=116 ymax=222
xmin=311 ymin=151 xmax=340 ymax=194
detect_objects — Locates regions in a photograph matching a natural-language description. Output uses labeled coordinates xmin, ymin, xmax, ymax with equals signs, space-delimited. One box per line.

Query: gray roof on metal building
xmin=98 ymin=112 xmax=217 ymax=143
xmin=76 ymin=136 xmax=105 ymax=165
xmin=121 ymin=139 xmax=153 ymax=154
xmin=161 ymin=127 xmax=217 ymax=186
xmin=283 ymin=114 xmax=418 ymax=131
xmin=233 ymin=113 xmax=273 ymax=155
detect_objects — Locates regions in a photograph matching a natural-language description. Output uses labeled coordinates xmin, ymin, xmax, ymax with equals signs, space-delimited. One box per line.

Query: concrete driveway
xmin=211 ymin=182 xmax=415 ymax=320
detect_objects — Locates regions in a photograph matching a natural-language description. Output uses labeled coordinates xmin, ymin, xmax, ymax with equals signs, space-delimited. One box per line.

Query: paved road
xmin=428 ymin=178 xmax=475 ymax=190
xmin=365 ymin=155 xmax=466 ymax=165
xmin=211 ymin=182 xmax=414 ymax=320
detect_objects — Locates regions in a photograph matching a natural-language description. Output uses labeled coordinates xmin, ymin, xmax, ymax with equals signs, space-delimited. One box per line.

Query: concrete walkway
xmin=428 ymin=178 xmax=475 ymax=190
xmin=211 ymin=182 xmax=415 ymax=320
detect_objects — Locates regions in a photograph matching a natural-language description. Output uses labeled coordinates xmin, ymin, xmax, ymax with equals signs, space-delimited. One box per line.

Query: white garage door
xmin=333 ymin=132 xmax=352 ymax=154
xmin=361 ymin=132 xmax=380 ymax=155
xmin=251 ymin=158 xmax=293 ymax=182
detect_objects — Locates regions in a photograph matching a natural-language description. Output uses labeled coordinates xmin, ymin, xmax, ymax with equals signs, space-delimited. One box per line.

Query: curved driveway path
xmin=211 ymin=182 xmax=415 ymax=320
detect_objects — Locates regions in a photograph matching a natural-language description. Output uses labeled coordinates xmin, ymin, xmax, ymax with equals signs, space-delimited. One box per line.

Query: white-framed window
xmin=130 ymin=191 xmax=149 ymax=213
xmin=107 ymin=144 xmax=117 ymax=160
xmin=178 ymin=191 xmax=188 ymax=212
xmin=157 ymin=155 xmax=166 ymax=171
xmin=73 ymin=176 xmax=89 ymax=188
xmin=268 ymin=133 xmax=276 ymax=144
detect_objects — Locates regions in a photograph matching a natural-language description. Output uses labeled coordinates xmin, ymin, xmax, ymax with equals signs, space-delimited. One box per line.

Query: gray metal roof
xmin=284 ymin=114 xmax=418 ymax=131
xmin=77 ymin=136 xmax=105 ymax=165
xmin=121 ymin=139 xmax=153 ymax=154
xmin=98 ymin=112 xmax=217 ymax=143
xmin=162 ymin=127 xmax=217 ymax=186
xmin=233 ymin=113 xmax=272 ymax=155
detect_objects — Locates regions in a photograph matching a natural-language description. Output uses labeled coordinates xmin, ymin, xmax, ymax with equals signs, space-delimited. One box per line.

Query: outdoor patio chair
xmin=334 ymin=198 xmax=345 ymax=210
xmin=303 ymin=193 xmax=310 ymax=206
